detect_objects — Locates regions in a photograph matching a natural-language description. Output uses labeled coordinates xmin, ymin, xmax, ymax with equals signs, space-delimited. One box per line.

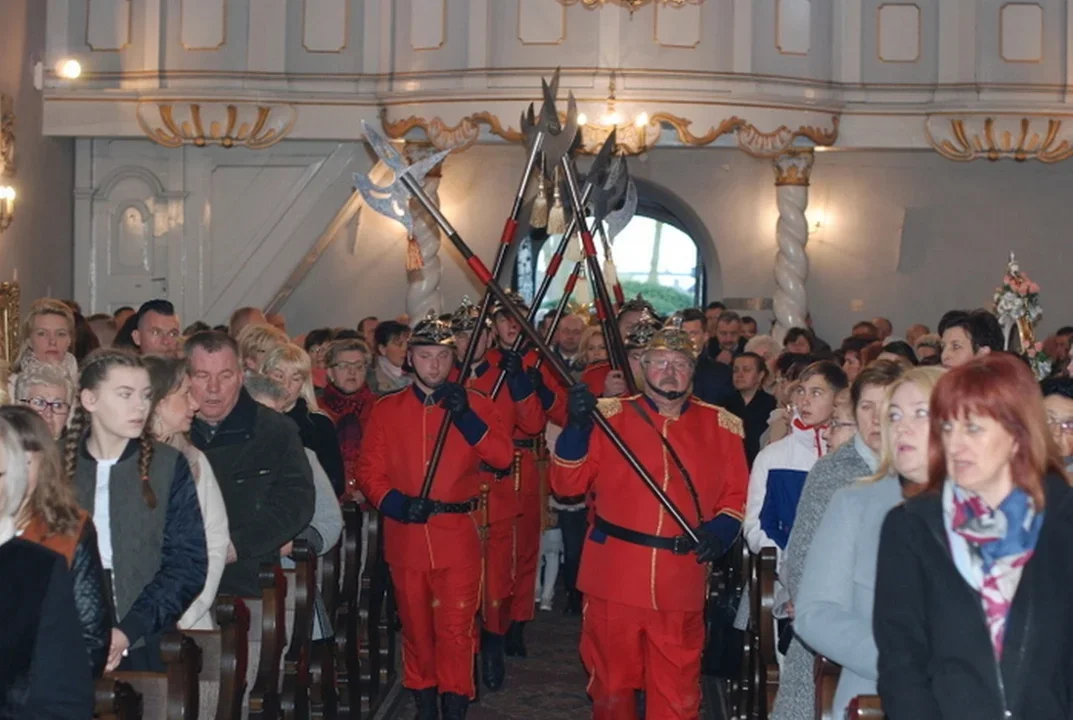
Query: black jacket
xmin=0 ymin=539 xmax=94 ymax=719
xmin=72 ymin=520 xmax=111 ymax=678
xmin=192 ymin=388 xmax=315 ymax=597
xmin=286 ymin=397 xmax=346 ymax=497
xmin=692 ymin=354 xmax=735 ymax=408
xmin=723 ymin=389 xmax=777 ymax=468
xmin=875 ymin=474 xmax=1073 ymax=720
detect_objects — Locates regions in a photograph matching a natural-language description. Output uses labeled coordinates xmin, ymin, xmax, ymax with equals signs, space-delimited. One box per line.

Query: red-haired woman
xmin=874 ymin=352 xmax=1073 ymax=719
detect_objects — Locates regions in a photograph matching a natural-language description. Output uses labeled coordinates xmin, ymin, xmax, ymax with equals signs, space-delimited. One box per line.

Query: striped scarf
xmin=950 ymin=485 xmax=1042 ymax=658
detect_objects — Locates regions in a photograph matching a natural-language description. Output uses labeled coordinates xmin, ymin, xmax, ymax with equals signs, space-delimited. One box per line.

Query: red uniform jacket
xmin=581 ymin=361 xmax=612 ymax=397
xmin=357 ymin=385 xmax=513 ymax=571
xmin=486 ymin=346 xmax=568 ymax=429
xmin=453 ymin=358 xmax=545 ymax=523
xmin=551 ymin=394 xmax=748 ymax=612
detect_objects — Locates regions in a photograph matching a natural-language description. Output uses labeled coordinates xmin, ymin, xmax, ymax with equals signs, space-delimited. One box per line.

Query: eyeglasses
xmin=21 ymin=397 xmax=71 ymax=415
xmin=643 ymin=358 xmax=693 ymax=373
xmin=1047 ymin=417 xmax=1073 ymax=435
xmin=331 ymin=360 xmax=367 ymax=373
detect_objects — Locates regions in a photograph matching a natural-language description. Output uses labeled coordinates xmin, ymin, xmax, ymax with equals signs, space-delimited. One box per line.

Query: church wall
xmin=0 ymin=0 xmax=75 ymax=305
xmin=282 ymin=144 xmax=1073 ymax=344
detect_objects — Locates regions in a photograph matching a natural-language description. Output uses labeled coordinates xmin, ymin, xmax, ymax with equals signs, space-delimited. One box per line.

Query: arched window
xmin=514 ymin=194 xmax=707 ymax=317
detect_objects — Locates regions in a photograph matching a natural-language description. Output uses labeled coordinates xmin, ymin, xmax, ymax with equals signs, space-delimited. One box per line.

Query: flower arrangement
xmin=993 ymin=253 xmax=1051 ymax=379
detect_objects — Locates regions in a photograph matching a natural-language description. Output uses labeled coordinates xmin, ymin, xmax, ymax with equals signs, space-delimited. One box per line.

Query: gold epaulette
xmin=596 ymin=396 xmax=623 ymax=419
xmin=718 ymin=408 xmax=745 ymax=438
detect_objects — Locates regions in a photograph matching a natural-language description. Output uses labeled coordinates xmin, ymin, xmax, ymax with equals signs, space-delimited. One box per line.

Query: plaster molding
xmin=382 ymin=109 xmax=840 ymax=157
xmin=925 ymin=114 xmax=1073 ymax=163
xmin=135 ymin=101 xmax=297 ymax=149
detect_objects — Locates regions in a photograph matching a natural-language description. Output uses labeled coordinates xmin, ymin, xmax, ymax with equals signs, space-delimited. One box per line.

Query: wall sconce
xmin=0 ymin=186 xmax=14 ymax=232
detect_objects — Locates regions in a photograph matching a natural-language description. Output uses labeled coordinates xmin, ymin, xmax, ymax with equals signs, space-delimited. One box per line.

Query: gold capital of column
xmin=773 ymin=148 xmax=815 ymax=187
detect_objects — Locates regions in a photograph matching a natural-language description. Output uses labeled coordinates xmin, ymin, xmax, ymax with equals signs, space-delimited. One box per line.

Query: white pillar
xmin=771 ymin=149 xmax=815 ymax=342
xmin=404 ymin=143 xmax=444 ymax=321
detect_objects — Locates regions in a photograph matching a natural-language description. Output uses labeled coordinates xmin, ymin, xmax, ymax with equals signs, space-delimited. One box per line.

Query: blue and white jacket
xmin=744 ymin=414 xmax=827 ymax=555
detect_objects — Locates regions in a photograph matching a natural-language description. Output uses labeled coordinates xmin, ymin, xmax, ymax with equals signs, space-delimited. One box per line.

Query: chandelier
xmin=560 ymin=0 xmax=703 ymax=14
xmin=575 ymin=72 xmax=660 ymax=155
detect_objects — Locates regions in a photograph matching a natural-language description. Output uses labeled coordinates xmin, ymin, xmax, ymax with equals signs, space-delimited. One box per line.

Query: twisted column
xmin=771 ymin=149 xmax=815 ymax=343
xmin=404 ymin=142 xmax=445 ymax=320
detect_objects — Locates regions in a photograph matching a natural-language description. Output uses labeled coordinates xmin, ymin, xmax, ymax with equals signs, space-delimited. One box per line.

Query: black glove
xmin=566 ymin=384 xmax=597 ymax=429
xmin=403 ymin=496 xmax=435 ymax=524
xmin=498 ymin=349 xmax=524 ymax=377
xmin=437 ymin=382 xmax=470 ymax=417
xmin=693 ymin=526 xmax=722 ymax=564
xmin=526 ymin=366 xmax=545 ymax=390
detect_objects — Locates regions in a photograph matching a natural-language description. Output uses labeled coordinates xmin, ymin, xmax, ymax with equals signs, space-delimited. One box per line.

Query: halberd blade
xmin=604 ymin=178 xmax=638 ymax=242
xmin=542 ymin=92 xmax=579 ymax=168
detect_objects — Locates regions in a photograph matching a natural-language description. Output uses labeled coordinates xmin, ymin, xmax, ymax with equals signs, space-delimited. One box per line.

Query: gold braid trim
xmin=718 ymin=409 xmax=745 ymax=438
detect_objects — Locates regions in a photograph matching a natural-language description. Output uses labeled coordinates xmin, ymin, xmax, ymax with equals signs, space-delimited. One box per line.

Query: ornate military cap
xmin=491 ymin=289 xmax=529 ymax=318
xmin=410 ymin=308 xmax=456 ymax=347
xmin=646 ymin=315 xmax=698 ymax=359
xmin=624 ymin=308 xmax=664 ymax=349
xmin=619 ymin=293 xmax=657 ymax=317
xmin=450 ymin=295 xmax=489 ymax=333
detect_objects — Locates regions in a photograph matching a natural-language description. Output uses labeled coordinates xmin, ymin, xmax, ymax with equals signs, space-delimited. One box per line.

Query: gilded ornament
xmin=135 ymin=102 xmax=297 ymax=150
xmin=925 ymin=115 xmax=1073 ymax=164
xmin=773 ymin=149 xmax=815 ymax=187
xmin=0 ymin=95 xmax=14 ymax=178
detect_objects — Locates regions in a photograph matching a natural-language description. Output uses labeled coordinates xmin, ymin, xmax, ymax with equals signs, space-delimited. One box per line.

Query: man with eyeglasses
xmin=130 ymin=299 xmax=181 ymax=357
xmin=552 ymin=319 xmax=749 ymax=720
xmin=1041 ymin=377 xmax=1073 ymax=471
xmin=320 ymin=338 xmax=378 ymax=498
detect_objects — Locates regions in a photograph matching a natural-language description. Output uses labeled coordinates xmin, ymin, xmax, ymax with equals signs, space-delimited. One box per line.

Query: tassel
xmin=530 ymin=173 xmax=549 ymax=229
xmin=547 ymin=167 xmax=566 ymax=236
xmin=566 ymin=232 xmax=585 ymax=264
xmin=603 ymin=254 xmax=620 ymax=293
xmin=406 ymin=233 xmax=424 ymax=271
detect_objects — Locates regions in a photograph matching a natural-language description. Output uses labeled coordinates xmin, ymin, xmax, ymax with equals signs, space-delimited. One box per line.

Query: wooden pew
xmin=847 ymin=695 xmax=884 ymax=720
xmin=94 ymin=676 xmax=142 ymax=720
xmin=110 ymin=632 xmax=201 ymax=720
xmin=248 ymin=564 xmax=287 ymax=720
xmin=813 ymin=656 xmax=841 ymax=720
xmin=281 ymin=540 xmax=316 ymax=720
xmin=334 ymin=503 xmax=363 ymax=720
xmin=186 ymin=596 xmax=250 ymax=720
xmin=311 ymin=534 xmax=342 ymax=719
xmin=751 ymin=546 xmax=779 ymax=718
xmin=357 ymin=509 xmax=383 ymax=716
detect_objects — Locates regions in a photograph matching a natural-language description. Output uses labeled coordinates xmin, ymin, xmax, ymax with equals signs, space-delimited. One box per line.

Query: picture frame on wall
xmin=0 ymin=281 xmax=21 ymax=366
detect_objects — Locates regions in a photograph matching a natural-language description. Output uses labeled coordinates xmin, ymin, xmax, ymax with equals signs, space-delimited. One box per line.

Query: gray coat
xmin=770 ymin=436 xmax=877 ymax=720
xmin=794 ymin=475 xmax=903 ymax=719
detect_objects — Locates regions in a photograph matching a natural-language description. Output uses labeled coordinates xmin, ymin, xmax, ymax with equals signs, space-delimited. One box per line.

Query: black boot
xmin=504 ymin=621 xmax=528 ymax=658
xmin=440 ymin=692 xmax=469 ymax=720
xmin=411 ymin=687 xmax=439 ymax=720
xmin=562 ymin=589 xmax=582 ymax=617
xmin=480 ymin=630 xmax=506 ymax=691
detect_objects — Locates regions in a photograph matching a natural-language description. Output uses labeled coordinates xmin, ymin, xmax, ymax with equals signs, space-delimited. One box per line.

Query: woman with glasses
xmin=319 ymin=339 xmax=376 ymax=499
xmin=766 ymin=361 xmax=903 ymax=720
xmin=9 ymin=298 xmax=79 ymax=403
xmin=874 ymin=353 xmax=1073 ymax=719
xmin=15 ymin=362 xmax=76 ymax=439
xmin=793 ymin=367 xmax=942 ymax=720
xmin=261 ymin=343 xmax=347 ymax=498
xmin=6 ymin=405 xmax=111 ymax=679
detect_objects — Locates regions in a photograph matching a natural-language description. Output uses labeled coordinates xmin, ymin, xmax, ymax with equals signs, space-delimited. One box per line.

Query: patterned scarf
xmin=950 ymin=484 xmax=1042 ymax=658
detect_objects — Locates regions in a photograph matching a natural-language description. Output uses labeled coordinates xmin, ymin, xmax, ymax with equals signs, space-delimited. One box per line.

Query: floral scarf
xmin=949 ymin=484 xmax=1042 ymax=658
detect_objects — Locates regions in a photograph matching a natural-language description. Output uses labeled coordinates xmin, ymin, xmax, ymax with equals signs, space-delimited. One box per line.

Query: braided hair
xmin=66 ymin=348 xmax=156 ymax=509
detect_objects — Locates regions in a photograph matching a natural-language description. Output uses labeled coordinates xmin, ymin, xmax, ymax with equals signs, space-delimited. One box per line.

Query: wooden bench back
xmin=248 ymin=564 xmax=286 ymax=720
xmin=847 ymin=695 xmax=885 ymax=720
xmin=186 ymin=596 xmax=250 ymax=720
xmin=109 ymin=632 xmax=201 ymax=720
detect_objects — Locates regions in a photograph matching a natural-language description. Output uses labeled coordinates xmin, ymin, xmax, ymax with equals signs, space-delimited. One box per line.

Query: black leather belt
xmin=430 ymin=498 xmax=479 ymax=515
xmin=478 ymin=462 xmax=510 ymax=479
xmin=513 ymin=438 xmax=538 ymax=449
xmin=594 ymin=516 xmax=696 ymax=555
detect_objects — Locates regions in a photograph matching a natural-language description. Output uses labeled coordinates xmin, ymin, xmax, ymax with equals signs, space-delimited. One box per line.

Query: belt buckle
xmin=672 ymin=535 xmax=694 ymax=555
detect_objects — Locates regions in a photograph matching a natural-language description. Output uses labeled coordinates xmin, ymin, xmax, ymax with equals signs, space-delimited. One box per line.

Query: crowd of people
xmin=3 ymin=289 xmax=1073 ymax=720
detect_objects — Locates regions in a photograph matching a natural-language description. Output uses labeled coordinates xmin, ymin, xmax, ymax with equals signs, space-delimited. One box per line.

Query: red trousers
xmin=581 ymin=597 xmax=705 ymax=720
xmin=392 ymin=563 xmax=481 ymax=697
xmin=483 ymin=518 xmax=516 ymax=635
xmin=507 ymin=448 xmax=540 ymax=623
